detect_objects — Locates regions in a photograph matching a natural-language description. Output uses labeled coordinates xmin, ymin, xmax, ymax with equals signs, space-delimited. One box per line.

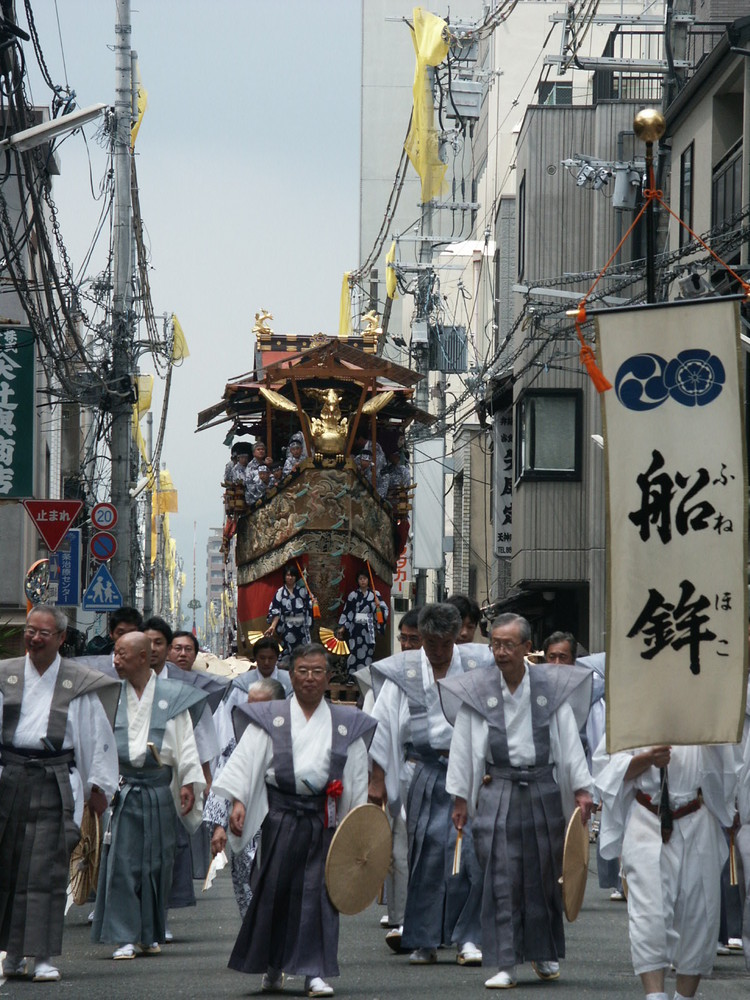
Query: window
xmin=517 ymin=171 xmax=526 ymax=281
xmin=679 ymin=142 xmax=693 ymax=249
xmin=516 ymin=390 xmax=582 ymax=481
xmin=712 ymin=138 xmax=742 ymax=233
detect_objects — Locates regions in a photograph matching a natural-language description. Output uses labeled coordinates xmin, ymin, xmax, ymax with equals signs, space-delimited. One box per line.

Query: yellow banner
xmin=338 ymin=273 xmax=352 ymax=337
xmin=171 ymin=313 xmax=190 ymax=364
xmin=130 ymin=65 xmax=148 ymax=150
xmin=404 ymin=7 xmax=450 ymax=203
xmin=385 ymin=241 xmax=398 ymax=300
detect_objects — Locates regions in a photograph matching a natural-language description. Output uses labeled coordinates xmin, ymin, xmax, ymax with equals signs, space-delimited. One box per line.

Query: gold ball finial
xmin=633 ymin=108 xmax=666 ymax=144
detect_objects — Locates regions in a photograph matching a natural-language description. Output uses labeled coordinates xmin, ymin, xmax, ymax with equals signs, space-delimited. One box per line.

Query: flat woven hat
xmin=561 ymin=805 xmax=589 ymax=922
xmin=325 ymin=803 xmax=391 ymax=915
xmin=69 ymin=808 xmax=101 ymax=906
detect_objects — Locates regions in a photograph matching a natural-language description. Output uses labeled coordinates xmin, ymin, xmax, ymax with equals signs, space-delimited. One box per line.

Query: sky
xmin=23 ymin=1 xmax=363 ymax=628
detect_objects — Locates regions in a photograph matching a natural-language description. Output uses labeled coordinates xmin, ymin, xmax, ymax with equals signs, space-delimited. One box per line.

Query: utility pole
xmin=110 ymin=0 xmax=134 ymax=600
xmin=413 ymin=194 xmax=433 ymax=609
xmin=142 ymin=411 xmax=153 ymax=617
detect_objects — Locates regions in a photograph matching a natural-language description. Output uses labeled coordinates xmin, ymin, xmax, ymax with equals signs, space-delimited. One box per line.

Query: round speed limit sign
xmin=91 ymin=501 xmax=118 ymax=531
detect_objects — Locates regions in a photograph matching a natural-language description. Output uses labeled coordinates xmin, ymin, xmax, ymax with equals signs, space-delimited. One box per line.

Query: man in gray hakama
xmin=443 ymin=613 xmax=593 ymax=989
xmin=91 ymin=633 xmax=206 ymax=958
xmin=0 ymin=606 xmax=119 ymax=982
xmin=213 ymin=643 xmax=375 ymax=998
xmin=368 ymin=602 xmax=494 ymax=965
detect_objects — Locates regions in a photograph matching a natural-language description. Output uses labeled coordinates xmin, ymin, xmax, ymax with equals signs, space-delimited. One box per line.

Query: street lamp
xmin=0 ymin=103 xmax=107 ymax=153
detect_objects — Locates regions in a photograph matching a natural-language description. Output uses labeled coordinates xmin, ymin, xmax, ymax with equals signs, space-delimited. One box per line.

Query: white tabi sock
xmin=645 ymin=993 xmax=668 ymax=1000
xmin=673 ymin=994 xmax=693 ymax=1000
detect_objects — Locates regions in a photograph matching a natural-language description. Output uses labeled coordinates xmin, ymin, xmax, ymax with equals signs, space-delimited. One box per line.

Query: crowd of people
xmin=2 ymin=598 xmax=749 ymax=1000
xmin=223 ymin=433 xmax=411 ymax=511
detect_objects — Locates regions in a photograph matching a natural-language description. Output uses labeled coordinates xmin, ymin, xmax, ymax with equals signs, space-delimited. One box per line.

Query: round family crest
xmin=273 ymin=716 xmax=285 ymax=728
xmin=338 ymin=724 xmax=348 ymax=736
xmin=536 ymin=695 xmax=548 ymax=707
xmin=7 ymin=674 xmax=17 ymax=684
xmin=158 ymin=699 xmax=169 ymax=710
xmin=406 ymin=668 xmax=417 ymax=679
xmin=467 ymin=658 xmax=477 ymax=668
xmin=62 ymin=678 xmax=73 ymax=689
xmin=487 ymin=696 xmax=498 ymax=708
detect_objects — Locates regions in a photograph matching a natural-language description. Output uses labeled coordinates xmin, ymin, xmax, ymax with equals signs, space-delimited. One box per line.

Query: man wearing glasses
xmin=442 ymin=613 xmax=593 ymax=989
xmin=0 ymin=606 xmax=119 ymax=982
xmin=213 ymin=643 xmax=376 ymax=998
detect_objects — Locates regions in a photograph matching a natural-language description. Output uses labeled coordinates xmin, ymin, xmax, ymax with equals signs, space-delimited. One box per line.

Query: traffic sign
xmin=91 ymin=501 xmax=118 ymax=531
xmin=22 ymin=499 xmax=84 ymax=553
xmin=90 ymin=531 xmax=117 ymax=562
xmin=82 ymin=563 xmax=123 ymax=611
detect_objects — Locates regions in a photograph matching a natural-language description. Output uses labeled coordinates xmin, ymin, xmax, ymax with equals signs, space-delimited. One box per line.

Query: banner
xmin=0 ymin=326 xmax=34 ymax=497
xmin=597 ymin=298 xmax=747 ymax=751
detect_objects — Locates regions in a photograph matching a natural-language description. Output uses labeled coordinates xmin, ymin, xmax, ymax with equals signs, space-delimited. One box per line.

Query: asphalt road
xmin=2 ymin=869 xmax=748 ymax=998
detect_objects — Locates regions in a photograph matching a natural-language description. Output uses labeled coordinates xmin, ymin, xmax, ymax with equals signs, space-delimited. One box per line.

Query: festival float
xmin=197 ymin=311 xmax=433 ymax=667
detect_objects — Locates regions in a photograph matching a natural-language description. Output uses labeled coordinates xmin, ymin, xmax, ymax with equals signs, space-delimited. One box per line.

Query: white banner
xmin=597 ymin=299 xmax=747 ymax=751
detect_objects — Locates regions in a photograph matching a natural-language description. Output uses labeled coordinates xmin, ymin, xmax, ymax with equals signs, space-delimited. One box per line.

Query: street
xmin=3 ymin=867 xmax=748 ymax=999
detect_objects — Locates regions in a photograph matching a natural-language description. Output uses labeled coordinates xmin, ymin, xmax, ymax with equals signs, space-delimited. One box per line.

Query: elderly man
xmin=91 ymin=632 xmax=205 ymax=959
xmin=0 ymin=606 xmax=119 ymax=982
xmin=368 ymin=602 xmax=493 ymax=966
xmin=443 ymin=613 xmax=594 ymax=989
xmin=213 ymin=643 xmax=375 ymax=998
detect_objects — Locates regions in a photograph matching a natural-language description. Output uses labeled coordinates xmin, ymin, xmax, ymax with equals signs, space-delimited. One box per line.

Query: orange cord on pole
xmin=573 ymin=171 xmax=750 ymax=394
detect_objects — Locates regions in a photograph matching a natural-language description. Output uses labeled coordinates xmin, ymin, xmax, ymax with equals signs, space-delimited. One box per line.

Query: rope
xmin=571 ymin=164 xmax=750 ymax=394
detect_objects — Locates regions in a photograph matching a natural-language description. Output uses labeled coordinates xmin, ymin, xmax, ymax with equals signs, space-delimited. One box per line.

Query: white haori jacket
xmin=1 ymin=654 xmax=119 ymax=826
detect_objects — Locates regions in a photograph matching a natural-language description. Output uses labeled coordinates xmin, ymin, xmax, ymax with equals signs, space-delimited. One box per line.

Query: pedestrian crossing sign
xmin=81 ymin=563 xmax=123 ymax=611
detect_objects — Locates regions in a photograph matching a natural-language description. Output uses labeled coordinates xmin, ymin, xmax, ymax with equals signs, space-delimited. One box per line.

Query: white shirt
xmin=1 ymin=655 xmax=119 ymax=825
xmin=213 ymin=696 xmax=369 ymax=852
xmin=445 ymin=664 xmax=592 ymax=817
xmin=369 ymin=646 xmax=464 ymax=809
xmin=124 ymin=672 xmax=206 ymax=831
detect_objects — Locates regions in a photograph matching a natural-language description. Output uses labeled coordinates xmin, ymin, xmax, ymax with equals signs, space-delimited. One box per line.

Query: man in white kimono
xmin=368 ymin=602 xmax=494 ymax=966
xmin=594 ymin=738 xmax=736 ymax=1000
xmin=0 ymin=606 xmax=119 ymax=982
xmin=215 ymin=636 xmax=292 ymax=748
xmin=91 ymin=631 xmax=205 ymax=959
xmin=444 ymin=613 xmax=593 ymax=989
xmin=213 ymin=642 xmax=375 ymax=999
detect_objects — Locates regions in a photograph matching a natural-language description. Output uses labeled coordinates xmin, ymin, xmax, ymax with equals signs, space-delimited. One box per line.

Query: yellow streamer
xmin=404 ymin=8 xmax=450 ymax=203
xmin=130 ymin=65 xmax=148 ymax=150
xmin=171 ymin=313 xmax=190 ymax=364
xmin=385 ymin=241 xmax=398 ymax=300
xmin=338 ymin=272 xmax=352 ymax=337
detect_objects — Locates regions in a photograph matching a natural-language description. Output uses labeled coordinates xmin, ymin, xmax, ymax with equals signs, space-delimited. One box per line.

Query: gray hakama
xmin=92 ymin=678 xmax=206 ymax=945
xmin=163 ymin=663 xmax=225 ymax=890
xmin=0 ymin=659 xmax=119 ymax=959
xmin=441 ymin=666 xmax=591 ymax=969
xmin=371 ymin=651 xmax=487 ymax=951
xmin=228 ymin=700 xmax=376 ymax=978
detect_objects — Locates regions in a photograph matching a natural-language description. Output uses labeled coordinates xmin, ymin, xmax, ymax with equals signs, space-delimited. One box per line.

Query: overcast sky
xmin=24 ymin=1 xmax=362 ymax=627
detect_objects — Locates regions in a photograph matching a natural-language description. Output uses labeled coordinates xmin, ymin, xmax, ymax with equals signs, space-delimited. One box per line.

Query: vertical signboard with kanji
xmin=0 ymin=326 xmax=34 ymax=497
xmin=493 ymin=409 xmax=513 ymax=557
xmin=597 ymin=298 xmax=748 ymax=751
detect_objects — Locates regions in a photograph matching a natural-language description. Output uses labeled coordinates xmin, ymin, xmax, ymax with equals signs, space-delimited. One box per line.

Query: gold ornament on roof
xmin=253 ymin=310 xmax=274 ymax=336
xmin=361 ymin=310 xmax=381 ymax=337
